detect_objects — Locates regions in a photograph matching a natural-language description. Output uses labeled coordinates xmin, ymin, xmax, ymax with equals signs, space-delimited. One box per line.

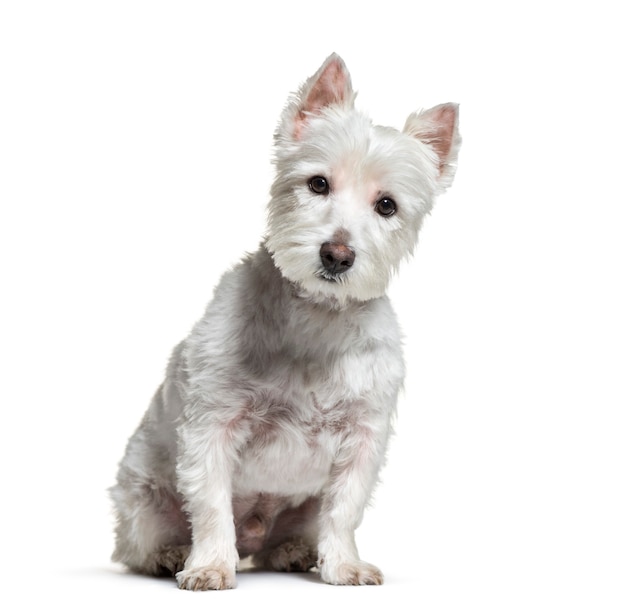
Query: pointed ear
xmin=278 ymin=53 xmax=355 ymax=141
xmin=404 ymin=103 xmax=461 ymax=190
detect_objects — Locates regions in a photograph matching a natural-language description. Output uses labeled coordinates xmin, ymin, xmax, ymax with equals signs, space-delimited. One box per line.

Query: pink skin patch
xmin=303 ymin=58 xmax=349 ymax=116
xmin=293 ymin=57 xmax=350 ymax=140
xmin=428 ymin=105 xmax=457 ymax=173
xmin=408 ymin=103 xmax=458 ymax=175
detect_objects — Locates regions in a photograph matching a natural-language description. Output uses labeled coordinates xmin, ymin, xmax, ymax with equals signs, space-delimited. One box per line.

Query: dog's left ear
xmin=278 ymin=53 xmax=355 ymax=142
xmin=404 ymin=103 xmax=461 ymax=191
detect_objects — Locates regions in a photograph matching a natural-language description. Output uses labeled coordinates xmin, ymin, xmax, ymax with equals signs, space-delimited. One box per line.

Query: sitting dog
xmin=110 ymin=53 xmax=460 ymax=590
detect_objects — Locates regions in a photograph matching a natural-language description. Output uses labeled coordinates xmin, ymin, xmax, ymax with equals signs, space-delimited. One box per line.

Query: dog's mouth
xmin=316 ymin=270 xmax=345 ymax=284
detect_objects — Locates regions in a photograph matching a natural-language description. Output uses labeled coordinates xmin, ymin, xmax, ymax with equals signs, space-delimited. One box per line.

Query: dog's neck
xmin=287 ymin=279 xmax=362 ymax=312
xmin=260 ymin=243 xmax=378 ymax=313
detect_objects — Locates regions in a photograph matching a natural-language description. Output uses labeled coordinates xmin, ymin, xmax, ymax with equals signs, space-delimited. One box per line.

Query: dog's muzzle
xmin=319 ymin=242 xmax=355 ymax=276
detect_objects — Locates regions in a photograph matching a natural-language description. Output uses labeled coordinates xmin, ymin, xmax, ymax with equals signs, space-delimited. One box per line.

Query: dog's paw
xmin=176 ymin=564 xmax=236 ymax=590
xmin=319 ymin=559 xmax=384 ymax=586
xmin=263 ymin=539 xmax=317 ymax=572
xmin=154 ymin=545 xmax=190 ymax=576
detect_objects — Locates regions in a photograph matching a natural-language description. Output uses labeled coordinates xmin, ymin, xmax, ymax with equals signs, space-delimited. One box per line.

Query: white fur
xmin=110 ymin=53 xmax=460 ymax=589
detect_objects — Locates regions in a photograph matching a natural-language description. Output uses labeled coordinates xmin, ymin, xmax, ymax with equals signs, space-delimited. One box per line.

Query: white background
xmin=1 ymin=1 xmax=624 ymax=612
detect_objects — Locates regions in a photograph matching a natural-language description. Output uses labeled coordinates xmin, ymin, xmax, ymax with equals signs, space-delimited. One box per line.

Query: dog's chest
xmin=208 ymin=269 xmax=403 ymax=497
xmin=233 ymin=385 xmax=362 ymax=497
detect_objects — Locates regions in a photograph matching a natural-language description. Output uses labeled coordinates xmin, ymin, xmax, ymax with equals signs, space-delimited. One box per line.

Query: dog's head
xmin=266 ymin=54 xmax=460 ymax=306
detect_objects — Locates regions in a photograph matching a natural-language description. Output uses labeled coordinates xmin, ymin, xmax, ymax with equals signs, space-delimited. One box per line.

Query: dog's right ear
xmin=277 ymin=53 xmax=355 ymax=142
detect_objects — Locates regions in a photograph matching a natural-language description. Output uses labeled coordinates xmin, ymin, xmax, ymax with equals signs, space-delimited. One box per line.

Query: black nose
xmin=320 ymin=242 xmax=356 ymax=275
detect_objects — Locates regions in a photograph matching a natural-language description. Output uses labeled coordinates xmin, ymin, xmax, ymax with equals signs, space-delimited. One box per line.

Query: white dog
xmin=110 ymin=53 xmax=460 ymax=590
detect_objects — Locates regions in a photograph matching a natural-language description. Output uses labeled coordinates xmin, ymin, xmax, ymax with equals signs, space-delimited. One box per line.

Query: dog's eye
xmin=375 ymin=197 xmax=397 ymax=217
xmin=308 ymin=176 xmax=330 ymax=195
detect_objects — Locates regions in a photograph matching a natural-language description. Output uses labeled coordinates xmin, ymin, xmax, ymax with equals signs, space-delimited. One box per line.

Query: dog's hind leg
xmin=111 ymin=472 xmax=191 ymax=576
xmin=111 ymin=365 xmax=191 ymax=576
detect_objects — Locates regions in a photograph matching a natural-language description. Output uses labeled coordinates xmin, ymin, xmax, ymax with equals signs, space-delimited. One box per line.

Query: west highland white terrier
xmin=111 ymin=53 xmax=461 ymax=590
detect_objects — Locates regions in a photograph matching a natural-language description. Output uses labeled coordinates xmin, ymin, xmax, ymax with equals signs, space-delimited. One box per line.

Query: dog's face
xmin=266 ymin=54 xmax=460 ymax=305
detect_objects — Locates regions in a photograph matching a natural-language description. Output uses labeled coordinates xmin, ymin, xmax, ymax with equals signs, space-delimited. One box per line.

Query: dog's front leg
xmin=175 ymin=409 xmax=248 ymax=590
xmin=317 ymin=413 xmax=391 ymax=586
